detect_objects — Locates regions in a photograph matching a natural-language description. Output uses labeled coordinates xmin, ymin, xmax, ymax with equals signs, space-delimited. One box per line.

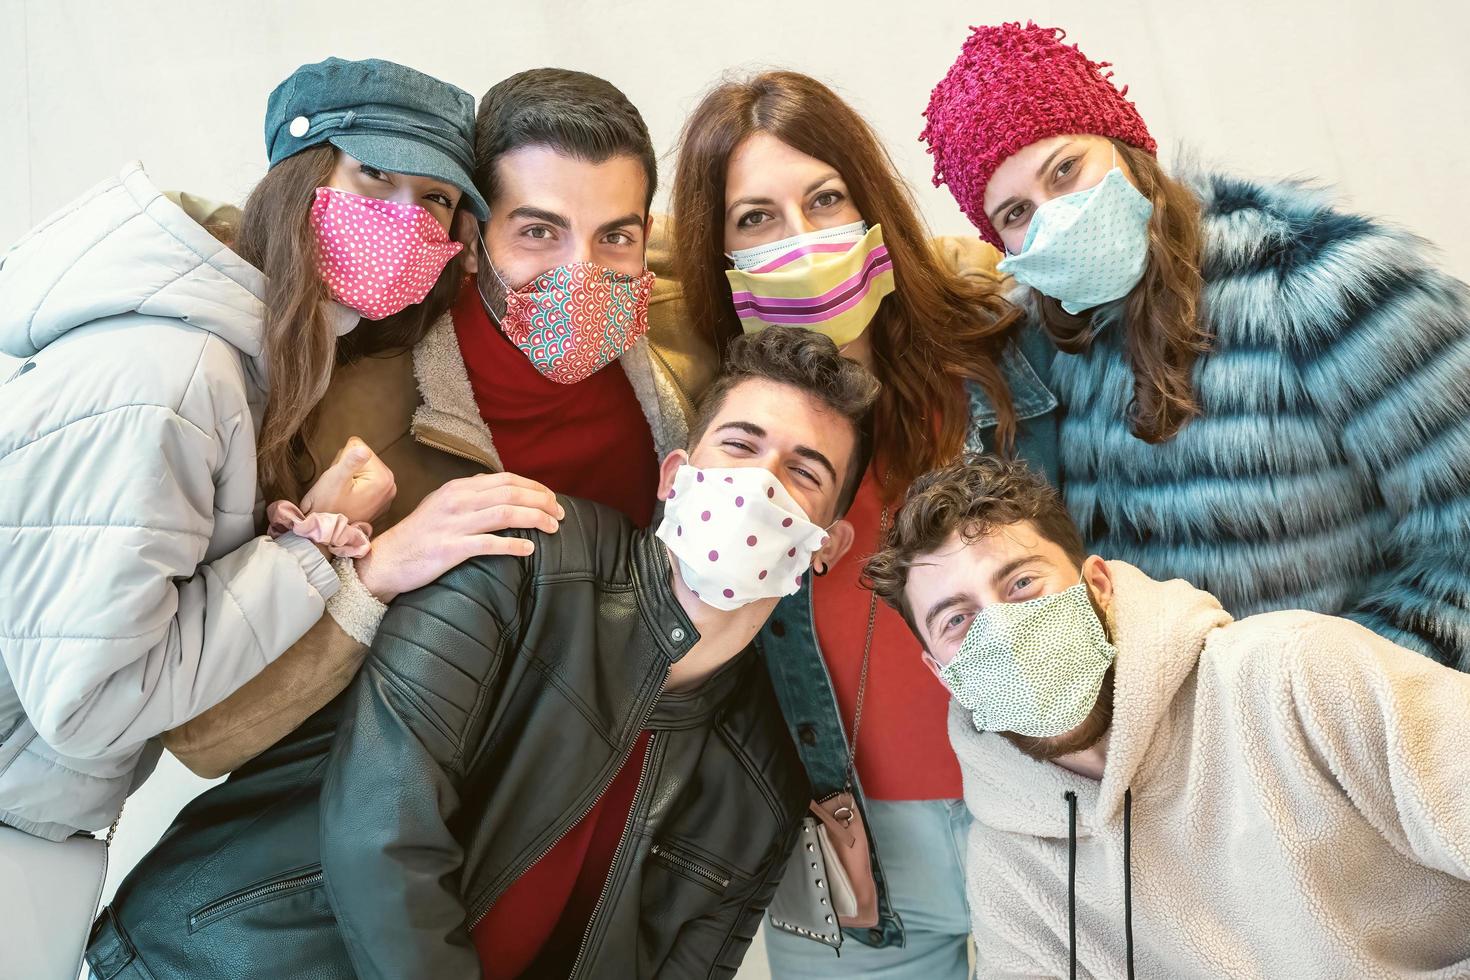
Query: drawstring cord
xmin=1065 ymin=790 xmax=1078 ymax=980
xmin=1064 ymin=787 xmax=1136 ymax=979
xmin=1124 ymin=787 xmax=1135 ymax=979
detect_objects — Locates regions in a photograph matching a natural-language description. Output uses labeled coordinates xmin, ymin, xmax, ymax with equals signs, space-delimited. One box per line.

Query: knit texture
xmin=921 ymin=22 xmax=1156 ymax=247
xmin=1043 ymin=165 xmax=1470 ymax=668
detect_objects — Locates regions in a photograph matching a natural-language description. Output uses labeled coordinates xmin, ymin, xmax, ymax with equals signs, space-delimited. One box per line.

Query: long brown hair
xmin=232 ymin=145 xmax=468 ymax=500
xmin=671 ymin=71 xmax=1021 ymax=497
xmin=1035 ymin=141 xmax=1208 ymax=443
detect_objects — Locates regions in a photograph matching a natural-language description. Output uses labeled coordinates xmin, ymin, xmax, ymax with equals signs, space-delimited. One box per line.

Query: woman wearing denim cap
xmin=0 ymin=56 xmax=555 ymax=846
xmin=922 ymin=23 xmax=1470 ymax=669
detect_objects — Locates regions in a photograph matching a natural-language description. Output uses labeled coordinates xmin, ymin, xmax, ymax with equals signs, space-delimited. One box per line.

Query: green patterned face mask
xmin=939 ymin=577 xmax=1116 ymax=738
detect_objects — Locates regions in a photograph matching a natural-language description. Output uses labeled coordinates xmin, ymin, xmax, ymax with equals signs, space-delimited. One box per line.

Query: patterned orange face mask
xmin=310 ymin=187 xmax=462 ymax=320
xmin=495 ymin=261 xmax=656 ymax=385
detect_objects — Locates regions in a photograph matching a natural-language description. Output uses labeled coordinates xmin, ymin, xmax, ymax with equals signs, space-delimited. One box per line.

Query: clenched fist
xmin=302 ymin=436 xmax=397 ymax=528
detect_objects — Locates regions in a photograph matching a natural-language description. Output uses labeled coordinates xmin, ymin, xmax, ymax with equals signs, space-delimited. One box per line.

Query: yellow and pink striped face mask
xmin=725 ymin=221 xmax=895 ymax=348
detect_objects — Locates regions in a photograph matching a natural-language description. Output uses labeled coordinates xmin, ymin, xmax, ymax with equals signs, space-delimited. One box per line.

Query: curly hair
xmin=690 ymin=327 xmax=880 ymax=515
xmin=864 ymin=452 xmax=1083 ymax=631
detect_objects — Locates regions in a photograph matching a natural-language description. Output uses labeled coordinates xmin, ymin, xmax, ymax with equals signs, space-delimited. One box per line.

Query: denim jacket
xmin=758 ymin=325 xmax=1061 ymax=948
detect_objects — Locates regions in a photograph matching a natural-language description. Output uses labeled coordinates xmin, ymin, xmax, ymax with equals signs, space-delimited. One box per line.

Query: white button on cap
xmin=289 ymin=116 xmax=310 ymax=138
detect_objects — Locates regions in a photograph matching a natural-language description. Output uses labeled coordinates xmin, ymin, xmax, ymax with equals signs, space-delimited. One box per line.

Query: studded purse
xmin=767 ymin=506 xmax=889 ymax=949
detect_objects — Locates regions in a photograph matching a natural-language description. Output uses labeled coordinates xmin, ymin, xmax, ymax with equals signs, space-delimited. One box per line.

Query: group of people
xmin=2 ymin=20 xmax=1469 ymax=980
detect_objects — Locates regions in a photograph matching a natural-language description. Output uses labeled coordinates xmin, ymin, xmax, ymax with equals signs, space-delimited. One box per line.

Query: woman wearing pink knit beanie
xmin=921 ymin=18 xmax=1470 ymax=977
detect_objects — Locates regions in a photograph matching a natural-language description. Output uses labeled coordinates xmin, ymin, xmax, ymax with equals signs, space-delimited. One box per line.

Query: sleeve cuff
xmin=326 ymin=557 xmax=388 ymax=646
xmin=275 ymin=530 xmax=341 ymax=601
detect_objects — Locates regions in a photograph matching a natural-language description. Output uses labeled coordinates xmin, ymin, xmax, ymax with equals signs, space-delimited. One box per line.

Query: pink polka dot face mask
xmin=310 ymin=186 xmax=463 ymax=321
xmin=655 ymin=463 xmax=832 ymax=611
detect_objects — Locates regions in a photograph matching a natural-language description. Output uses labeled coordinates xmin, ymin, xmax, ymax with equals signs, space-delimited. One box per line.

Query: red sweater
xmin=473 ymin=733 xmax=651 ymax=978
xmin=812 ymin=467 xmax=963 ymax=800
xmin=450 ymin=279 xmax=659 ymax=527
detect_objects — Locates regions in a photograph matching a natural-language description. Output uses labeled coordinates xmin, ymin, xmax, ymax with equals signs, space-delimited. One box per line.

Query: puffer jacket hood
xmin=0 ymin=162 xmax=340 ymax=842
xmin=0 ymin=162 xmax=266 ymax=360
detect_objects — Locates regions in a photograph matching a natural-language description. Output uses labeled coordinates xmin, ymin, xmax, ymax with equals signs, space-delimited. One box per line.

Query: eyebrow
xmin=990 ymin=554 xmax=1046 ymax=589
xmin=713 ymin=420 xmax=839 ymax=485
xmin=986 ymin=142 xmax=1076 ymax=225
xmin=595 ymin=212 xmax=644 ymax=237
xmin=725 ymin=172 xmax=842 ymax=219
xmin=505 ymin=205 xmax=570 ymax=230
xmin=920 ymin=553 xmax=1053 ymax=638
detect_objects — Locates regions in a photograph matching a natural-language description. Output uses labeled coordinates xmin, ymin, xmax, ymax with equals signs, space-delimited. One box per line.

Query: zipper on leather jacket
xmin=188 ymin=868 xmax=323 ymax=932
xmin=568 ymin=732 xmax=659 ymax=978
xmin=649 ymin=842 xmax=731 ymax=890
xmin=466 ymin=667 xmax=671 ymax=931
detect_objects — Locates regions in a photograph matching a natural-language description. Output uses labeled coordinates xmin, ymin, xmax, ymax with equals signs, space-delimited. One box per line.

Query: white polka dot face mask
xmin=995 ymin=161 xmax=1154 ymax=315
xmin=655 ymin=464 xmax=831 ymax=611
xmin=310 ymin=186 xmax=464 ymax=321
xmin=940 ymin=578 xmax=1116 ymax=738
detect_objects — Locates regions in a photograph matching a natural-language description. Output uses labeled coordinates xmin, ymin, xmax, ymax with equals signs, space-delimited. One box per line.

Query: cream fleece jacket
xmin=952 ymin=561 xmax=1470 ymax=979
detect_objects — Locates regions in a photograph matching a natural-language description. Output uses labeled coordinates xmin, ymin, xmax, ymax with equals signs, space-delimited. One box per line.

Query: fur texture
xmin=1046 ymin=166 xmax=1470 ymax=668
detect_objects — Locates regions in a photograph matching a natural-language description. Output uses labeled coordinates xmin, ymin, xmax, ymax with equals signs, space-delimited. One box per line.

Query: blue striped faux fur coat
xmin=1044 ymin=166 xmax=1470 ymax=669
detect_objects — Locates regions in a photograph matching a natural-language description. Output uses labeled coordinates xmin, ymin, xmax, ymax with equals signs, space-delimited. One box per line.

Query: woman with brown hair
xmin=671 ymin=70 xmax=1060 ymax=975
xmin=922 ymin=23 xmax=1470 ymax=668
xmin=0 ymin=57 xmax=493 ymax=848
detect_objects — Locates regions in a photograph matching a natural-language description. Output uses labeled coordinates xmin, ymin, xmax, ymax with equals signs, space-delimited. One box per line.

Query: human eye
xmin=425 ymin=191 xmax=454 ymax=208
xmin=942 ymin=610 xmax=973 ymax=638
xmin=606 ymin=230 xmax=635 ymax=246
xmin=1002 ymin=202 xmax=1030 ymax=228
xmin=811 ymin=189 xmax=845 ymax=209
xmin=736 ymin=209 xmax=772 ymax=230
xmin=1054 ymin=156 xmax=1081 ymax=183
xmin=522 ymin=225 xmax=555 ymax=241
xmin=1008 ymin=575 xmax=1041 ymax=599
xmin=359 ymin=164 xmax=389 ymax=183
xmin=790 ymin=465 xmax=820 ymax=488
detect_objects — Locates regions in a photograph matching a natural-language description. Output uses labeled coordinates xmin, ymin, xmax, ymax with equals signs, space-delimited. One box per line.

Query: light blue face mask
xmin=996 ymin=164 xmax=1154 ymax=315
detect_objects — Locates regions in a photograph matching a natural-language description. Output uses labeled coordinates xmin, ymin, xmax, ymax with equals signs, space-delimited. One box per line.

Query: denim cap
xmin=264 ymin=57 xmax=488 ymax=220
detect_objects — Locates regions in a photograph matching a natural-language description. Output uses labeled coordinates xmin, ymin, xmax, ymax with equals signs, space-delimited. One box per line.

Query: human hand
xmin=302 ymin=436 xmax=397 ymax=528
xmin=353 ymin=471 xmax=563 ymax=604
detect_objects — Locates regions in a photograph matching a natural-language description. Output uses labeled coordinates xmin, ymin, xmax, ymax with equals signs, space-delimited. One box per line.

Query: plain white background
xmin=3 ymin=1 xmax=1468 ymax=977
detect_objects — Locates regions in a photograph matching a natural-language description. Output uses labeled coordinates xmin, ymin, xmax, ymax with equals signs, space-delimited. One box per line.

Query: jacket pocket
xmin=649 ymin=840 xmax=732 ymax=895
xmin=187 ymin=864 xmax=324 ymax=933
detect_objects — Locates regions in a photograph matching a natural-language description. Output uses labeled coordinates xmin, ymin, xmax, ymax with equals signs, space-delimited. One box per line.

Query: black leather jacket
xmin=88 ymin=499 xmax=810 ymax=980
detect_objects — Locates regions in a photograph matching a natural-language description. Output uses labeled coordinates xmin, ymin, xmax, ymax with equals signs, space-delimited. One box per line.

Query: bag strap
xmin=842 ymin=501 xmax=890 ymax=794
xmin=104 ymin=803 xmax=123 ymax=846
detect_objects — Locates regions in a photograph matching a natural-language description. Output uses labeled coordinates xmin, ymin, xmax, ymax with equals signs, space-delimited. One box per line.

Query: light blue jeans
xmin=765 ymin=798 xmax=973 ymax=979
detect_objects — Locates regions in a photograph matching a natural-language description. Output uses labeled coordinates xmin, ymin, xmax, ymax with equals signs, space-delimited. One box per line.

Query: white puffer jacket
xmin=0 ymin=162 xmax=340 ymax=840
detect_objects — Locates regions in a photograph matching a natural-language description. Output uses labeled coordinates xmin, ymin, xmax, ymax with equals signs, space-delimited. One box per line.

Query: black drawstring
xmin=1065 ymin=790 xmax=1078 ymax=980
xmin=1124 ymin=787 xmax=1135 ymax=979
xmin=1064 ymin=787 xmax=1136 ymax=979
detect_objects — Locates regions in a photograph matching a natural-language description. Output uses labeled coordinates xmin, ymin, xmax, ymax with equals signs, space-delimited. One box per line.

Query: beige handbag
xmin=0 ymin=720 xmax=117 ymax=980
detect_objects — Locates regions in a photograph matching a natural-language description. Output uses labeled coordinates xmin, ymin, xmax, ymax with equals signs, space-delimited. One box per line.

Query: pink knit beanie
xmin=921 ymin=22 xmax=1157 ymax=247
